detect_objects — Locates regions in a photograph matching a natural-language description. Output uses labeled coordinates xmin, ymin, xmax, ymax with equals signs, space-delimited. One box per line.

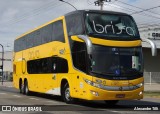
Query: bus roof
xmin=65 ymin=10 xmax=130 ymax=16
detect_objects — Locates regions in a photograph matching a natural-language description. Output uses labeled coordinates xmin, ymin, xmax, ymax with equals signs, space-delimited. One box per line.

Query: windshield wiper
xmin=91 ymin=71 xmax=114 ymax=76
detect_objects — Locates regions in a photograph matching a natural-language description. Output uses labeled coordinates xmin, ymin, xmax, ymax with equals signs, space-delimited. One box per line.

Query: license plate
xmin=116 ymin=94 xmax=125 ymax=98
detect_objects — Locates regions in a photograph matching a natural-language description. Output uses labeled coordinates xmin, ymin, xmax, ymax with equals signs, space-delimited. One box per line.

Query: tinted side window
xmin=34 ymin=30 xmax=42 ymax=46
xmin=41 ymin=24 xmax=53 ymax=44
xmin=26 ymin=34 xmax=34 ymax=48
xmin=52 ymin=20 xmax=65 ymax=42
xmin=71 ymin=41 xmax=87 ymax=73
xmin=21 ymin=37 xmax=26 ymax=50
xmin=14 ymin=39 xmax=20 ymax=52
xmin=14 ymin=37 xmax=26 ymax=52
xmin=27 ymin=57 xmax=68 ymax=74
xmin=65 ymin=13 xmax=84 ymax=36
xmin=27 ymin=57 xmax=53 ymax=74
xmin=14 ymin=40 xmax=17 ymax=52
xmin=14 ymin=20 xmax=64 ymax=52
xmin=54 ymin=57 xmax=68 ymax=73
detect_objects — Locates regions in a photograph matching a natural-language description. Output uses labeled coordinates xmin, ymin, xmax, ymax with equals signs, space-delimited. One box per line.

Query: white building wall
xmin=140 ymin=28 xmax=160 ymax=40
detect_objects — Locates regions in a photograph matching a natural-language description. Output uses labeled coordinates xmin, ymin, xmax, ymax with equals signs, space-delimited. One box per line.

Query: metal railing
xmin=144 ymin=72 xmax=160 ymax=84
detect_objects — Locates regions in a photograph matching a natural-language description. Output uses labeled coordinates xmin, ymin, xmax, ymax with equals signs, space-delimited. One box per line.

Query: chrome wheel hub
xmin=65 ymin=88 xmax=70 ymax=101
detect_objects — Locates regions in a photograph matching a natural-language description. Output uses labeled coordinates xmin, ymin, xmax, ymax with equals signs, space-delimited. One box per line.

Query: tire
xmin=105 ymin=100 xmax=119 ymax=106
xmin=24 ymin=80 xmax=30 ymax=95
xmin=62 ymin=83 xmax=74 ymax=104
xmin=19 ymin=81 xmax=24 ymax=94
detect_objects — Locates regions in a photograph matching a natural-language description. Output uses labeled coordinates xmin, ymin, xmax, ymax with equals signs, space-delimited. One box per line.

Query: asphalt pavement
xmin=0 ymin=85 xmax=160 ymax=114
xmin=0 ymin=82 xmax=160 ymax=114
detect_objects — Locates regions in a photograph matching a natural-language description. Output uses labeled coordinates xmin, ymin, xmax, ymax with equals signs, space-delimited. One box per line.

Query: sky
xmin=0 ymin=0 xmax=160 ymax=51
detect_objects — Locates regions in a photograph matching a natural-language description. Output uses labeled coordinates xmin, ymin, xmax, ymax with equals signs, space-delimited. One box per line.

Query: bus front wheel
xmin=62 ymin=83 xmax=74 ymax=104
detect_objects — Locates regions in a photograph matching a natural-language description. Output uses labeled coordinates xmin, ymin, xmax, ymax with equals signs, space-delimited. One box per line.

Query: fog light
xmin=139 ymin=91 xmax=143 ymax=96
xmin=90 ymin=90 xmax=99 ymax=96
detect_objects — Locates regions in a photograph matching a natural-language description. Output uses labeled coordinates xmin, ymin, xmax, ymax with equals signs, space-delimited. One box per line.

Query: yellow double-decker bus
xmin=13 ymin=10 xmax=156 ymax=104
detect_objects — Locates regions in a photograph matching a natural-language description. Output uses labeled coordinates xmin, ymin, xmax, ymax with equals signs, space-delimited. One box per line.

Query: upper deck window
xmin=85 ymin=13 xmax=140 ymax=40
xmin=14 ymin=20 xmax=65 ymax=52
xmin=65 ymin=13 xmax=84 ymax=36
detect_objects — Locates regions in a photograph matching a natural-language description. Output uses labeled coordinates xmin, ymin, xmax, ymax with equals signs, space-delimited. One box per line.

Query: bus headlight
xmin=84 ymin=78 xmax=103 ymax=88
xmin=84 ymin=79 xmax=93 ymax=85
xmin=136 ymin=82 xmax=143 ymax=88
xmin=84 ymin=78 xmax=144 ymax=91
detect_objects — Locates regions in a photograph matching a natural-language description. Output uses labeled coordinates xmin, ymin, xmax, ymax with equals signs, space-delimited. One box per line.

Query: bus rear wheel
xmin=24 ymin=80 xmax=30 ymax=95
xmin=62 ymin=83 xmax=74 ymax=104
xmin=19 ymin=81 xmax=24 ymax=94
xmin=105 ymin=100 xmax=119 ymax=105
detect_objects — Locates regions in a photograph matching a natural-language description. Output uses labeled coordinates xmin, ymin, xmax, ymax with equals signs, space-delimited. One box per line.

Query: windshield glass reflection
xmin=91 ymin=45 xmax=143 ymax=77
xmin=85 ymin=13 xmax=140 ymax=39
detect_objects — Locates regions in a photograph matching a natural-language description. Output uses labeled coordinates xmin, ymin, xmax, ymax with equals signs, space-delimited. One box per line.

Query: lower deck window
xmin=27 ymin=57 xmax=68 ymax=74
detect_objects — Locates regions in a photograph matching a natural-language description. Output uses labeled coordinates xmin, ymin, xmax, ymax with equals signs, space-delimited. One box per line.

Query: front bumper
xmin=85 ymin=85 xmax=144 ymax=100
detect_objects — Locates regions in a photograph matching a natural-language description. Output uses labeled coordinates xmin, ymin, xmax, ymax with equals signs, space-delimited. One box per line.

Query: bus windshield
xmin=90 ymin=46 xmax=143 ymax=79
xmin=85 ymin=13 xmax=140 ymax=40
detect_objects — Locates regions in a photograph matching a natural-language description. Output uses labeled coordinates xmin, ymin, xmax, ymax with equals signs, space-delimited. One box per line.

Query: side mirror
xmin=141 ymin=38 xmax=157 ymax=56
xmin=77 ymin=35 xmax=93 ymax=55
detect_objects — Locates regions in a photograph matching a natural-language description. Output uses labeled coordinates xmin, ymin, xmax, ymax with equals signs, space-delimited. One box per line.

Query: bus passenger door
xmin=45 ymin=57 xmax=59 ymax=95
xmin=49 ymin=56 xmax=68 ymax=96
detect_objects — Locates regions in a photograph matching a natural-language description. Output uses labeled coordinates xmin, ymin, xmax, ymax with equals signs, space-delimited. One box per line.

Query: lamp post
xmin=59 ymin=0 xmax=77 ymax=10
xmin=0 ymin=44 xmax=4 ymax=85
